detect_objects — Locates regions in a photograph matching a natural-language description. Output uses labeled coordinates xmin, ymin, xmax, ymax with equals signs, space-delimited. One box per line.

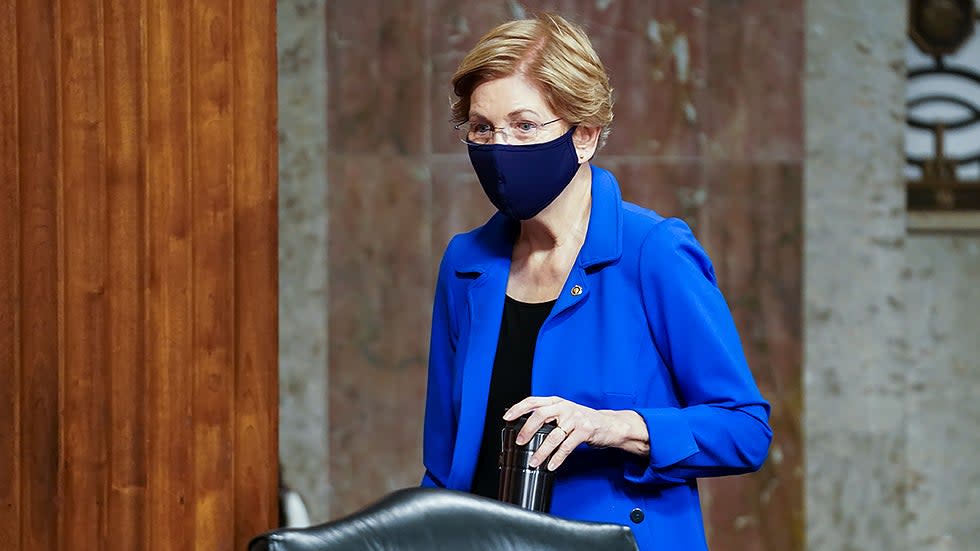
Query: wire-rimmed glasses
xmin=454 ymin=117 xmax=563 ymax=145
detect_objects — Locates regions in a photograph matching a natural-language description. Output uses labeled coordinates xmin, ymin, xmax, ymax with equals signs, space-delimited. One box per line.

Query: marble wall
xmin=805 ymin=1 xmax=980 ymax=550
xmin=804 ymin=1 xmax=910 ymax=548
xmin=321 ymin=1 xmax=804 ymax=549
xmin=905 ymin=236 xmax=980 ymax=550
xmin=279 ymin=2 xmax=979 ymax=548
xmin=278 ymin=0 xmax=329 ymax=523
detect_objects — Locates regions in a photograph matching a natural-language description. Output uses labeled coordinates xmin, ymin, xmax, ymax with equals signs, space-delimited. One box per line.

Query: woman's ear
xmin=573 ymin=126 xmax=602 ymax=164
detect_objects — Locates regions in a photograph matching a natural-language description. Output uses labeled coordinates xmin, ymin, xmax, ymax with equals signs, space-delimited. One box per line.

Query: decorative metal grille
xmin=906 ymin=0 xmax=980 ymax=210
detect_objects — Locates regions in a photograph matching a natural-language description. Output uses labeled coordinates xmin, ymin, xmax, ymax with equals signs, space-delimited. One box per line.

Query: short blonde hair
xmin=451 ymin=13 xmax=614 ymax=148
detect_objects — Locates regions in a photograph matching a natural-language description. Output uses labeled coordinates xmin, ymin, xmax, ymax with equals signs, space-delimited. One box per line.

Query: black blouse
xmin=470 ymin=295 xmax=556 ymax=499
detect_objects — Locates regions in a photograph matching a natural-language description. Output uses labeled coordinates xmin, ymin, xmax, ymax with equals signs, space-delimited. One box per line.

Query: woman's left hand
xmin=503 ymin=395 xmax=648 ymax=472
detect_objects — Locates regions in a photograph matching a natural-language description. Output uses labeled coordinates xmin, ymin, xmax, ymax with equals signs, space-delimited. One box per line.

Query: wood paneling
xmin=232 ymin=1 xmax=279 ymax=542
xmin=0 ymin=1 xmax=19 ymax=546
xmin=145 ymin=0 xmax=195 ymax=548
xmin=190 ymin=0 xmax=236 ymax=548
xmin=0 ymin=0 xmax=279 ymax=549
xmin=16 ymin=2 xmax=61 ymax=550
xmin=62 ymin=0 xmax=110 ymax=545
xmin=104 ymin=0 xmax=148 ymax=548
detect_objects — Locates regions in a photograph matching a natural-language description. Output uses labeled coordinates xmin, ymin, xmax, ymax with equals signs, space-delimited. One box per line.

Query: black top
xmin=470 ymin=295 xmax=556 ymax=499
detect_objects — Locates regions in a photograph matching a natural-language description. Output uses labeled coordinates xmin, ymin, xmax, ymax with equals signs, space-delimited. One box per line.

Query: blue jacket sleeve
xmin=420 ymin=239 xmax=459 ymax=488
xmin=625 ymin=219 xmax=772 ymax=486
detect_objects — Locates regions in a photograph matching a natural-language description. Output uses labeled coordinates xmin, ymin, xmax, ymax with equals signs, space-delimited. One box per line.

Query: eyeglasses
xmin=454 ymin=118 xmax=563 ymax=145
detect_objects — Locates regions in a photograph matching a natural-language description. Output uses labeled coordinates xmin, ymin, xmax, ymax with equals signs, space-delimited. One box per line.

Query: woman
xmin=420 ymin=13 xmax=771 ymax=551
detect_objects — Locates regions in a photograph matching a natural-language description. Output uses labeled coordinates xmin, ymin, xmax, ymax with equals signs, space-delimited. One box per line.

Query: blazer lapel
xmin=447 ymin=264 xmax=508 ymax=490
xmin=446 ymin=218 xmax=513 ymax=490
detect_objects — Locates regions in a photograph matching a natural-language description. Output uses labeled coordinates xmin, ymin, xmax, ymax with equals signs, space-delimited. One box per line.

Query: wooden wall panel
xmin=190 ymin=0 xmax=236 ymax=548
xmin=104 ymin=0 xmax=148 ymax=548
xmin=0 ymin=1 xmax=278 ymax=549
xmin=0 ymin=2 xmax=19 ymax=546
xmin=233 ymin=1 xmax=279 ymax=542
xmin=145 ymin=0 xmax=195 ymax=548
xmin=16 ymin=2 xmax=62 ymax=549
xmin=61 ymin=0 xmax=110 ymax=545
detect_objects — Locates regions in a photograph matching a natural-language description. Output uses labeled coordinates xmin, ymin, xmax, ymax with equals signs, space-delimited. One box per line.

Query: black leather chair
xmin=248 ymin=487 xmax=639 ymax=551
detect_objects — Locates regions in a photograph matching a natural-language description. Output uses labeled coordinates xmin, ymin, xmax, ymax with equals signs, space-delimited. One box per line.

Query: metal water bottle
xmin=498 ymin=413 xmax=558 ymax=512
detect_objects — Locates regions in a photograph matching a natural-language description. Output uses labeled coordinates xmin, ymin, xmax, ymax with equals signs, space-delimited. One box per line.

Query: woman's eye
xmin=515 ymin=122 xmax=537 ymax=133
xmin=471 ymin=123 xmax=492 ymax=134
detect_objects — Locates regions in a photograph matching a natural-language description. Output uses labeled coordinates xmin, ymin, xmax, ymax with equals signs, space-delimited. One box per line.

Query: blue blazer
xmin=421 ymin=167 xmax=772 ymax=551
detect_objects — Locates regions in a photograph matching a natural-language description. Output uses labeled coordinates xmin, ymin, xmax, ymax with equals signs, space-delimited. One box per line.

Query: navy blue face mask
xmin=467 ymin=127 xmax=580 ymax=220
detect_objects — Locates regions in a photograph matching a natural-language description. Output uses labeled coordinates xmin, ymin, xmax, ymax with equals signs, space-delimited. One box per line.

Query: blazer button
xmin=629 ymin=508 xmax=644 ymax=524
xmin=570 ymin=285 xmax=583 ymax=296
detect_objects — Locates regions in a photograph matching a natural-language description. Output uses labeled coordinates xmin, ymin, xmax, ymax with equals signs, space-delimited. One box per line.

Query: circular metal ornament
xmin=909 ymin=0 xmax=976 ymax=55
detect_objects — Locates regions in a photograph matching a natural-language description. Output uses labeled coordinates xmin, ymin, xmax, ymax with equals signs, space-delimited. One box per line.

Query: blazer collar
xmin=455 ymin=166 xmax=624 ymax=275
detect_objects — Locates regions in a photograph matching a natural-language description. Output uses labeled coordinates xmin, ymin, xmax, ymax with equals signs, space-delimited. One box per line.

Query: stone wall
xmin=278 ymin=0 xmax=329 ymax=523
xmin=905 ymin=236 xmax=980 ymax=550
xmin=321 ymin=2 xmax=804 ymax=549
xmin=804 ymin=1 xmax=910 ymax=548
xmin=805 ymin=1 xmax=980 ymax=550
xmin=278 ymin=2 xmax=980 ymax=548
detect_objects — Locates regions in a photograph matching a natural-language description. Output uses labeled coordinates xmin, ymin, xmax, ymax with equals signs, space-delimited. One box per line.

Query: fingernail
xmin=528 ymin=458 xmax=539 ymax=468
xmin=515 ymin=437 xmax=526 ymax=446
xmin=547 ymin=460 xmax=557 ymax=471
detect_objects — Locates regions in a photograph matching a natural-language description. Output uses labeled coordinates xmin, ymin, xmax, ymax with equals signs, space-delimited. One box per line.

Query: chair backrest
xmin=248 ymin=487 xmax=639 ymax=551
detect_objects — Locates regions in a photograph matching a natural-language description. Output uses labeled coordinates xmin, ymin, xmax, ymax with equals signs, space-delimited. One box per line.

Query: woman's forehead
xmin=469 ymin=75 xmax=552 ymax=119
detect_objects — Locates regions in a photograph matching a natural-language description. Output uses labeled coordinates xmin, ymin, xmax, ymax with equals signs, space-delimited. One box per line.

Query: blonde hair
xmin=451 ymin=13 xmax=614 ymax=148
